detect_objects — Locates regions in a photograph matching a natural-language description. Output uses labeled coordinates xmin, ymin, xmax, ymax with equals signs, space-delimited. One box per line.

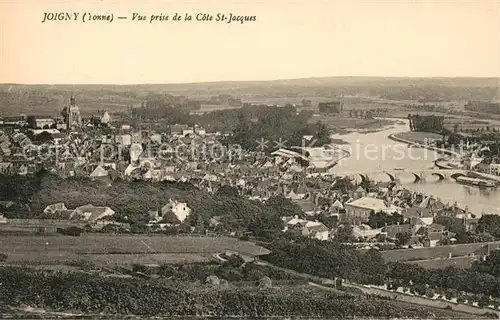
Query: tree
xmin=425 ymin=288 xmax=435 ymax=298
xmin=215 ymin=185 xmax=240 ymax=197
xmin=334 ymin=224 xmax=356 ymax=243
xmin=226 ymin=254 xmax=245 ymax=268
xmin=434 ymin=216 xmax=465 ymax=234
xmin=472 ymin=250 xmax=500 ymax=277
xmin=334 ymin=177 xmax=355 ymax=193
xmin=34 ymin=131 xmax=54 ymax=143
xmin=195 ymin=215 xmax=206 ymax=233
xmin=476 ymin=215 xmax=500 ymax=238
xmin=368 ymin=211 xmax=404 ymax=229
xmin=315 ymin=121 xmax=331 ymax=146
xmin=159 ymin=264 xmax=176 ymax=278
xmin=317 ymin=213 xmax=338 ymax=229
xmin=265 ymin=196 xmax=303 ymax=218
xmin=395 ymin=232 xmax=411 ymax=247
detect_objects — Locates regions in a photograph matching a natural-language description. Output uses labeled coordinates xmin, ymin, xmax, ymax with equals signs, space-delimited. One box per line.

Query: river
xmin=328 ymin=119 xmax=500 ymax=215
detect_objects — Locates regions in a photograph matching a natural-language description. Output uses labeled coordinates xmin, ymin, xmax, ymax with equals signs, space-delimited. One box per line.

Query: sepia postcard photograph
xmin=0 ymin=0 xmax=500 ymax=318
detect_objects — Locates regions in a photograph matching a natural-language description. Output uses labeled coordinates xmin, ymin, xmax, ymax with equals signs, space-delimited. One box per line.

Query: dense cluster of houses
xmin=0 ymin=103 xmax=482 ymax=248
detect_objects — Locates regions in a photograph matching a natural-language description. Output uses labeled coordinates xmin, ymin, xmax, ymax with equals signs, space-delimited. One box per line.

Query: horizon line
xmin=1 ymin=75 xmax=500 ymax=87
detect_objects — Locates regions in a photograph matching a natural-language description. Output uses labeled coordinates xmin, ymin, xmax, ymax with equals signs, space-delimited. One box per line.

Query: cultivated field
xmin=5 ymin=252 xmax=210 ymax=266
xmin=0 ymin=234 xmax=270 ymax=265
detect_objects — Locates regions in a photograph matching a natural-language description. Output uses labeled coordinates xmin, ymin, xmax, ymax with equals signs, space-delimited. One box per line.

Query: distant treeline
xmin=126 ymin=103 xmax=331 ymax=152
xmin=465 ymin=101 xmax=500 ymax=115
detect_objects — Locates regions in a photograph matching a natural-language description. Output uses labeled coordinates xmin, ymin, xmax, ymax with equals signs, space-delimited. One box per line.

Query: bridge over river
xmin=342 ymin=169 xmax=467 ymax=183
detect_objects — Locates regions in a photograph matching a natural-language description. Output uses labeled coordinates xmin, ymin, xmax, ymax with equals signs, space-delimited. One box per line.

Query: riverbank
xmin=389 ymin=132 xmax=462 ymax=158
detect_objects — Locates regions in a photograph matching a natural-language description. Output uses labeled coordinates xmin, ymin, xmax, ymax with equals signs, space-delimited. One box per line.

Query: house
xmin=70 ymin=204 xmax=115 ymax=223
xmin=0 ymin=214 xmax=7 ymax=224
xmin=148 ymin=210 xmax=163 ymax=223
xmin=330 ymin=199 xmax=344 ymax=213
xmin=92 ymin=221 xmax=130 ymax=232
xmin=2 ymin=116 xmax=26 ymax=126
xmin=352 ymin=224 xmax=382 ymax=240
xmin=282 ymin=216 xmax=307 ymax=232
xmin=382 ymin=223 xmax=413 ymax=241
xmin=353 ymin=186 xmax=367 ymax=199
xmin=195 ymin=126 xmax=206 ymax=136
xmin=115 ymin=134 xmax=132 ymax=146
xmin=90 ymin=165 xmax=109 ymax=177
xmin=415 ymin=223 xmax=446 ymax=247
xmin=422 ymin=231 xmax=442 ymax=247
xmin=27 ymin=116 xmax=55 ymax=129
xmin=403 ymin=207 xmax=432 ymax=222
xmin=461 ymin=216 xmax=480 ymax=232
xmin=171 ymin=124 xmax=193 ymax=137
xmin=281 ymin=216 xmax=329 ymax=240
xmin=294 ymin=199 xmax=320 ymax=216
xmin=161 ymin=199 xmax=191 ymax=223
xmin=301 ymin=221 xmax=330 ymax=241
xmin=51 ymin=133 xmax=67 ymax=144
xmin=43 ymin=203 xmax=67 ymax=215
xmin=100 ymin=111 xmax=111 ymax=125
xmin=344 ymin=197 xmax=389 ymax=223
xmin=150 ymin=134 xmax=162 ymax=144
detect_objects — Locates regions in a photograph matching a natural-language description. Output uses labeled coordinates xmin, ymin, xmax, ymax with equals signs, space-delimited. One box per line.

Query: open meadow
xmin=0 ymin=234 xmax=270 ymax=265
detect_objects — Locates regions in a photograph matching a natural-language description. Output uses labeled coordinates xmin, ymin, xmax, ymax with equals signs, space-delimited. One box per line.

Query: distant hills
xmin=0 ymin=77 xmax=499 ymax=116
xmin=1 ymin=76 xmax=499 ymax=90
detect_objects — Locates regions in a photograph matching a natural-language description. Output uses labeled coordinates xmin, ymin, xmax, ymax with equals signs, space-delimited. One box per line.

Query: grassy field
xmin=0 ymin=234 xmax=269 ymax=265
xmin=5 ymin=252 xmax=210 ymax=266
xmin=393 ymin=131 xmax=444 ymax=144
xmin=310 ymin=114 xmax=395 ymax=131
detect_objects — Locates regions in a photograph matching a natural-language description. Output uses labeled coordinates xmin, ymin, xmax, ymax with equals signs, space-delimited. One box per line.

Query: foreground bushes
xmin=0 ymin=267 xmax=454 ymax=317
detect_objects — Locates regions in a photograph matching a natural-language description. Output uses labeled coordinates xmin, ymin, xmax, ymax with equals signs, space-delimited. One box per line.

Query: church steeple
xmin=65 ymin=93 xmax=82 ymax=130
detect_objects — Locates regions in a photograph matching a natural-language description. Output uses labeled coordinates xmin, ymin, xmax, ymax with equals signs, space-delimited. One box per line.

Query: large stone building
xmin=61 ymin=95 xmax=82 ymax=130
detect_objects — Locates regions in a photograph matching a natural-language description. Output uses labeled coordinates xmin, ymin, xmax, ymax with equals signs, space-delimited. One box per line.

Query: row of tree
xmin=407 ymin=114 xmax=445 ymax=132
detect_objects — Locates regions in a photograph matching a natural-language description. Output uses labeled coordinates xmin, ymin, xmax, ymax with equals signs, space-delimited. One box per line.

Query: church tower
xmin=63 ymin=94 xmax=82 ymax=129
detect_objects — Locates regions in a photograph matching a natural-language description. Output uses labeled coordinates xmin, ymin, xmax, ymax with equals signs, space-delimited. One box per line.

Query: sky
xmin=0 ymin=0 xmax=499 ymax=84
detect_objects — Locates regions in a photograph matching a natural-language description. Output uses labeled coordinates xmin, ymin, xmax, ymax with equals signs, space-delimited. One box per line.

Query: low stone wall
xmin=408 ymin=256 xmax=481 ymax=269
xmin=378 ymin=241 xmax=500 ymax=264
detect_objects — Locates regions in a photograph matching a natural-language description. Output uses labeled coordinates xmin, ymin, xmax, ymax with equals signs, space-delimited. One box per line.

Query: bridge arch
xmin=431 ymin=172 xmax=446 ymax=180
xmin=412 ymin=172 xmax=422 ymax=182
xmin=385 ymin=172 xmax=397 ymax=181
xmin=358 ymin=173 xmax=369 ymax=184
